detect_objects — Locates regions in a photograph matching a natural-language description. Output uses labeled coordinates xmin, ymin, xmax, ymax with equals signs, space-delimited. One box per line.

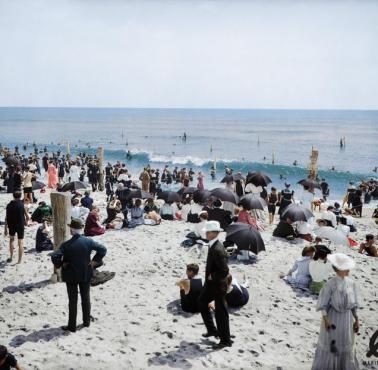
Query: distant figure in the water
xmin=331 ymin=166 xmax=335 ymax=171
xmin=373 ymin=166 xmax=377 ymax=173
xmin=183 ymin=132 xmax=187 ymax=142
xmin=210 ymin=145 xmax=213 ymax=153
xmin=263 ymin=156 xmax=266 ymax=160
xmin=293 ymin=160 xmax=298 ymax=166
xmin=340 ymin=138 xmax=343 ymax=148
xmin=126 ymin=150 xmax=132 ymax=160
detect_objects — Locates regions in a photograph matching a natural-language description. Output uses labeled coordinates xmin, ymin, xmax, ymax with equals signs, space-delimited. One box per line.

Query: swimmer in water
xmin=293 ymin=160 xmax=298 ymax=166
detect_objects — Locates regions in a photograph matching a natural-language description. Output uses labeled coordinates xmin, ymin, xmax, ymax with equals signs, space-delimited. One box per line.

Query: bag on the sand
xmin=91 ymin=270 xmax=116 ymax=286
xmin=180 ymin=239 xmax=196 ymax=248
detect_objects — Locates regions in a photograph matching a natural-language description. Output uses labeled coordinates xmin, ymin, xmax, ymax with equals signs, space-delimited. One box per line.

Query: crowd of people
xmin=1 ymin=145 xmax=377 ymax=368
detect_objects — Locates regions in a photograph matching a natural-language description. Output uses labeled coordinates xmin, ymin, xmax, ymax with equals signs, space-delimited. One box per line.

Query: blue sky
xmin=0 ymin=0 xmax=377 ymax=109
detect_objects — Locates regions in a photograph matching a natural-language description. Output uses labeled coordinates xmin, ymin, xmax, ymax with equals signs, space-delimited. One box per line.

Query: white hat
xmin=202 ymin=221 xmax=223 ymax=233
xmin=327 ymin=253 xmax=355 ymax=271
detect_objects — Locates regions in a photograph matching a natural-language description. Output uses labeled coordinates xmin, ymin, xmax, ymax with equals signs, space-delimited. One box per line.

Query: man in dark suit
xmin=207 ymin=199 xmax=232 ymax=230
xmin=198 ymin=221 xmax=232 ymax=349
xmin=51 ymin=218 xmax=107 ymax=332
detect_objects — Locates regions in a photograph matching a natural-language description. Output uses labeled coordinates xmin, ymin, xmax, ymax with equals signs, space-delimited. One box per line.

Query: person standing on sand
xmin=4 ymin=191 xmax=29 ymax=264
xmin=139 ymin=168 xmax=150 ymax=192
xmin=47 ymin=161 xmax=57 ymax=189
xmin=51 ymin=219 xmax=107 ymax=333
xmin=311 ymin=253 xmax=359 ymax=370
xmin=197 ymin=221 xmax=232 ymax=349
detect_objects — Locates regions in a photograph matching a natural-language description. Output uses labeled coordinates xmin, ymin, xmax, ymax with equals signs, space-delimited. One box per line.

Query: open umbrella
xmin=298 ymin=179 xmax=321 ymax=190
xmin=240 ymin=194 xmax=266 ymax=210
xmin=60 ymin=181 xmax=88 ymax=192
xmin=226 ymin=222 xmax=265 ymax=255
xmin=246 ymin=171 xmax=271 ymax=187
xmin=158 ymin=191 xmax=182 ymax=204
xmin=210 ymin=188 xmax=238 ymax=204
xmin=32 ymin=180 xmax=46 ymax=191
xmin=3 ymin=155 xmax=20 ymax=166
xmin=281 ymin=203 xmax=313 ymax=222
xmin=193 ymin=189 xmax=212 ymax=204
xmin=177 ymin=187 xmax=197 ymax=195
xmin=127 ymin=189 xmax=152 ymax=199
xmin=314 ymin=227 xmax=349 ymax=246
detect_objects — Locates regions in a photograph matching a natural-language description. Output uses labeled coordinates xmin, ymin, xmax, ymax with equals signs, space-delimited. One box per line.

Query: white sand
xmin=0 ymin=190 xmax=377 ymax=370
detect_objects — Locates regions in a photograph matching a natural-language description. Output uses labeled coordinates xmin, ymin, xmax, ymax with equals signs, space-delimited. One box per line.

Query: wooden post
xmin=50 ymin=192 xmax=71 ymax=282
xmin=66 ymin=141 xmax=70 ymax=156
xmin=97 ymin=146 xmax=105 ymax=191
xmin=308 ymin=148 xmax=319 ymax=180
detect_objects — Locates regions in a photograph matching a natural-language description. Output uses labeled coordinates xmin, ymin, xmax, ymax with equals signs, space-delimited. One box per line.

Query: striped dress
xmin=312 ymin=276 xmax=359 ymax=370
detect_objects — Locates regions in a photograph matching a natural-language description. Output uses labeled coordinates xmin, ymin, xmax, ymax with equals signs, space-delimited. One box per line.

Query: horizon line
xmin=0 ymin=106 xmax=377 ymax=112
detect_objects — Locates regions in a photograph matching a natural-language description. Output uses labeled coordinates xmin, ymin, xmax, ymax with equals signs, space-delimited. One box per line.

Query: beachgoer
xmin=267 ymin=187 xmax=278 ymax=225
xmin=4 ymin=191 xmax=29 ymax=264
xmin=309 ymin=246 xmax=332 ymax=294
xmin=207 ymin=199 xmax=232 ymax=230
xmin=225 ymin=274 xmax=249 ymax=308
xmin=84 ymin=206 xmax=105 ymax=236
xmin=311 ymin=253 xmax=359 ymax=370
xmin=51 ymin=218 xmax=107 ymax=332
xmin=197 ymin=221 xmax=232 ymax=349
xmin=128 ymin=199 xmax=144 ymax=228
xmin=273 ymin=217 xmax=296 ymax=239
xmin=280 ymin=246 xmax=315 ymax=289
xmin=176 ymin=263 xmax=203 ymax=313
xmin=358 ymin=234 xmax=377 ymax=257
xmin=81 ymin=191 xmax=93 ymax=210
xmin=47 ymin=161 xmax=58 ymax=189
xmin=35 ymin=217 xmax=54 ymax=252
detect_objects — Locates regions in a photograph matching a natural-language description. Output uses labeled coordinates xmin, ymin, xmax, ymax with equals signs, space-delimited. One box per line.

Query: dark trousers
xmin=198 ymin=281 xmax=230 ymax=343
xmin=66 ymin=282 xmax=91 ymax=330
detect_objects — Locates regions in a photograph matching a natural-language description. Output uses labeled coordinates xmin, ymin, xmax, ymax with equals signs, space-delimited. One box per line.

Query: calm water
xmin=0 ymin=107 xmax=377 ymax=199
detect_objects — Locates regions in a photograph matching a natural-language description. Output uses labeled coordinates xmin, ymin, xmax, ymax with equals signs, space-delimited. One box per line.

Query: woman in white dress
xmin=312 ymin=253 xmax=359 ymax=370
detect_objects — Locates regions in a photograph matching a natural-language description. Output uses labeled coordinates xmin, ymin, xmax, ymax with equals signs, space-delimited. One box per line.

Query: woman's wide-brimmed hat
xmin=327 ymin=253 xmax=355 ymax=271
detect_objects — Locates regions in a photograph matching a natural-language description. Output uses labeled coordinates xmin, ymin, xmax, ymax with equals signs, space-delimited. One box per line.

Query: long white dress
xmin=312 ymin=276 xmax=359 ymax=370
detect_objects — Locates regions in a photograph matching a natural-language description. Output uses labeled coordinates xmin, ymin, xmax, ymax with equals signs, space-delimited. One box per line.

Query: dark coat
xmin=205 ymin=240 xmax=229 ymax=283
xmin=51 ymin=234 xmax=107 ymax=283
xmin=273 ymin=220 xmax=296 ymax=238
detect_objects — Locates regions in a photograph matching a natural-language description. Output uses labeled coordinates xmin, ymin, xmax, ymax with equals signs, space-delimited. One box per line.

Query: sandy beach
xmin=0 ymin=189 xmax=377 ymax=370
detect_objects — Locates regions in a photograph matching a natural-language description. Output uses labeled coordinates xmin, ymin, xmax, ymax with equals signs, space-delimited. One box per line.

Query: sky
xmin=0 ymin=0 xmax=377 ymax=110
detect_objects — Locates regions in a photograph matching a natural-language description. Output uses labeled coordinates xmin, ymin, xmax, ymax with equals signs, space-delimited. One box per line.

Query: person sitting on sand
xmin=358 ymin=234 xmax=377 ymax=257
xmin=144 ymin=211 xmax=162 ymax=226
xmin=372 ymin=206 xmax=378 ymax=225
xmin=309 ymin=245 xmax=333 ymax=294
xmin=31 ymin=201 xmax=52 ymax=223
xmin=193 ymin=211 xmax=208 ymax=240
xmin=81 ymin=191 xmax=93 ymax=210
xmin=175 ymin=263 xmax=203 ymax=313
xmin=35 ymin=217 xmax=53 ymax=252
xmin=0 ymin=345 xmax=22 ymax=370
xmin=333 ymin=202 xmax=342 ymax=223
xmin=336 ymin=217 xmax=350 ymax=236
xmin=273 ymin=217 xmax=297 ymax=240
xmin=128 ymin=199 xmax=144 ymax=228
xmin=321 ymin=206 xmax=337 ymax=227
xmin=343 ymin=209 xmax=357 ymax=232
xmin=84 ymin=206 xmax=105 ymax=237
xmin=144 ymin=198 xmax=159 ymax=214
xmin=293 ymin=221 xmax=313 ymax=242
xmin=187 ymin=199 xmax=204 ymax=223
xmin=207 ymin=199 xmax=232 ymax=230
xmin=104 ymin=196 xmax=122 ymax=225
xmin=159 ymin=201 xmax=175 ymax=221
xmin=225 ymin=274 xmax=249 ymax=308
xmin=237 ymin=204 xmax=259 ymax=230
xmin=280 ymin=246 xmax=315 ymax=289
xmin=71 ymin=198 xmax=89 ymax=223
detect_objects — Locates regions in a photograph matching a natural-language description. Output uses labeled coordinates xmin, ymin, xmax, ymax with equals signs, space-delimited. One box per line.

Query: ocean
xmin=0 ymin=107 xmax=377 ymax=200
